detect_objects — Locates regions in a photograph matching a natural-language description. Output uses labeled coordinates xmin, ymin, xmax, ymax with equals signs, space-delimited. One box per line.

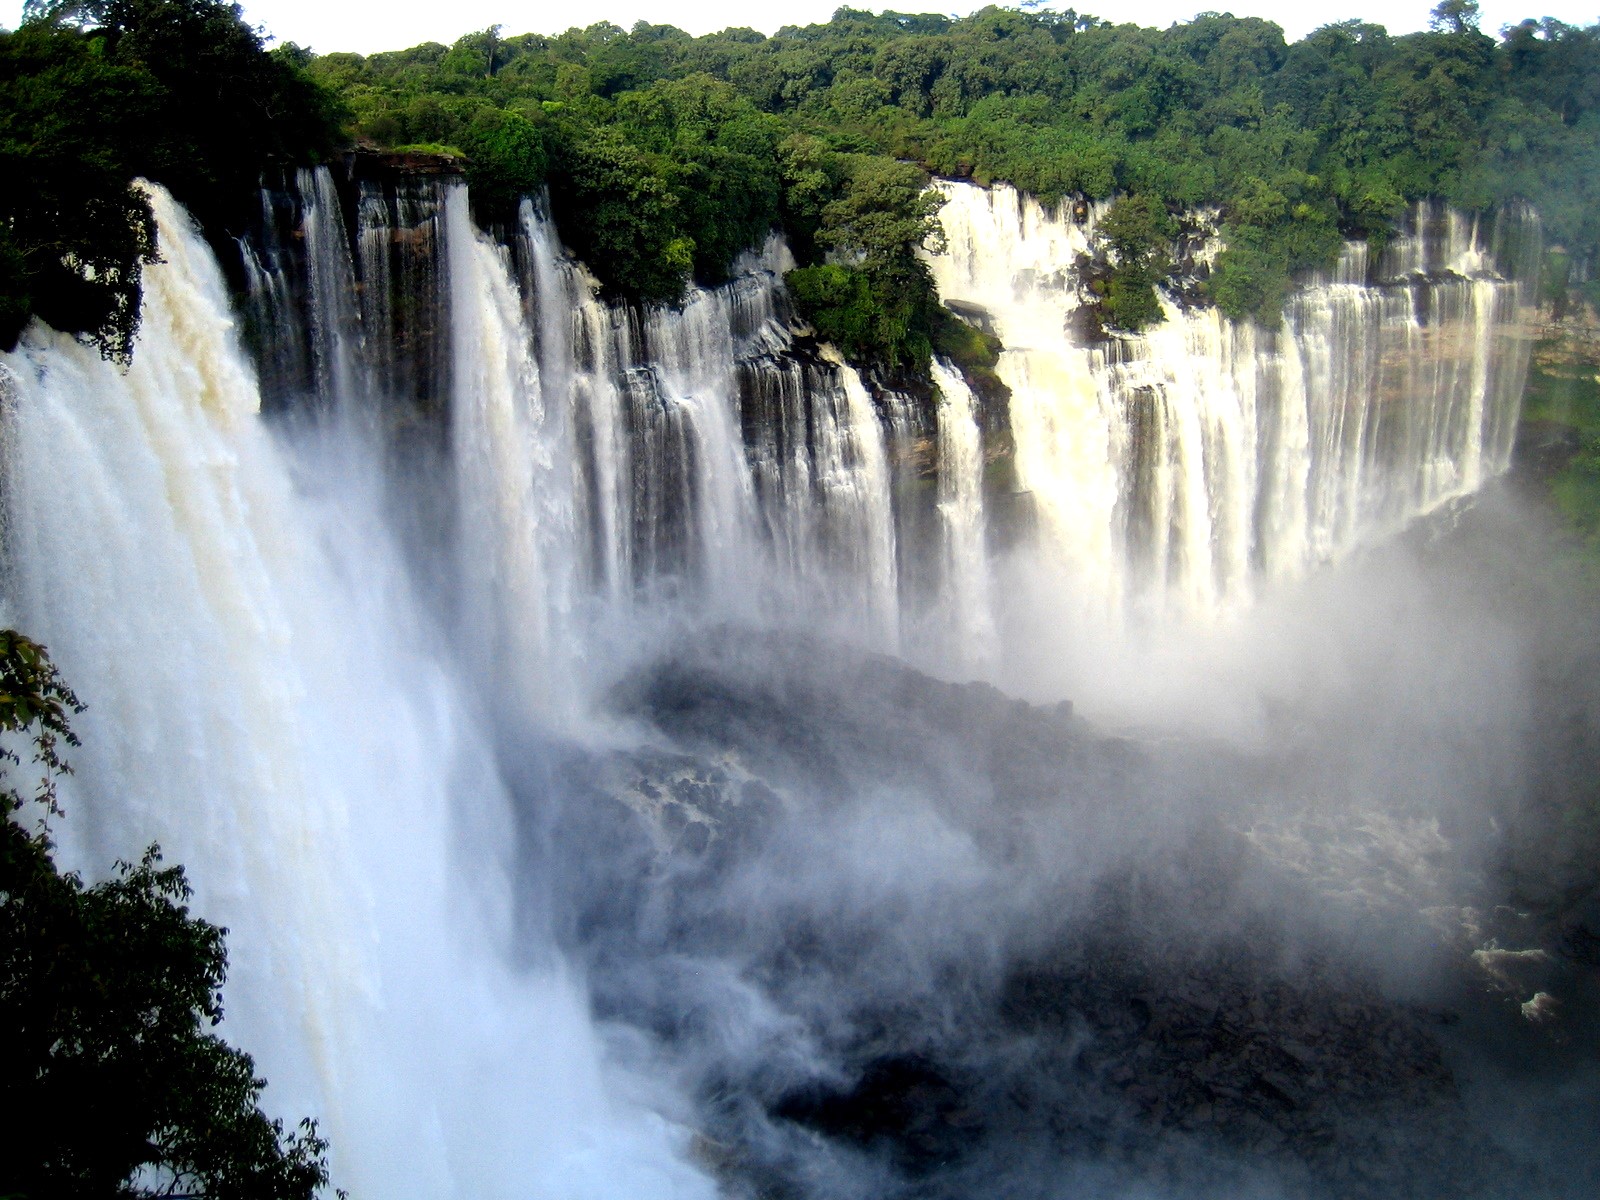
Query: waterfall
xmin=355 ymin=175 xmax=450 ymax=409
xmin=508 ymin=197 xmax=904 ymax=653
xmin=932 ymin=359 xmax=995 ymax=668
xmin=0 ymin=160 xmax=1544 ymax=1195
xmin=0 ymin=182 xmax=713 ymax=1199
xmin=927 ymin=181 xmax=1536 ymax=621
xmin=298 ymin=166 xmax=368 ymax=412
xmin=447 ymin=185 xmax=581 ymax=719
xmin=824 ymin=347 xmax=900 ymax=645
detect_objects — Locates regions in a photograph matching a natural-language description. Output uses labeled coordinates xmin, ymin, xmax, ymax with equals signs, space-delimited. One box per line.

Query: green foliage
xmin=786 ymin=263 xmax=879 ymax=359
xmin=615 ymin=74 xmax=783 ymax=285
xmin=546 ymin=124 xmax=690 ymax=304
xmin=391 ymin=142 xmax=465 ymax=157
xmin=785 ymin=154 xmax=945 ymax=373
xmin=1211 ymin=240 xmax=1292 ymax=325
xmin=298 ymin=8 xmax=1600 ymax=353
xmin=0 ymin=23 xmax=159 ymax=359
xmin=85 ymin=2 xmax=342 ymax=226
xmin=931 ymin=305 xmax=1009 ymax=404
xmin=1535 ymin=346 xmax=1600 ymax=556
xmin=0 ymin=631 xmax=336 ymax=1199
xmin=0 ymin=1 xmax=337 ymax=358
xmin=1521 ymin=334 xmax=1600 ymax=566
xmin=1097 ymin=194 xmax=1175 ymax=331
xmin=460 ymin=107 xmax=546 ymax=224
xmin=1429 ymin=0 xmax=1482 ymax=35
xmin=1552 ymin=436 xmax=1600 ymax=547
xmin=15 ymin=4 xmax=1600 ymax=366
xmin=0 ymin=628 xmax=82 ymax=802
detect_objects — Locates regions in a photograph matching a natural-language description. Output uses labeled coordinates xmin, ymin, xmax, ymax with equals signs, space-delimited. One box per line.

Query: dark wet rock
xmin=942 ymin=300 xmax=995 ymax=336
xmin=344 ymin=144 xmax=465 ymax=180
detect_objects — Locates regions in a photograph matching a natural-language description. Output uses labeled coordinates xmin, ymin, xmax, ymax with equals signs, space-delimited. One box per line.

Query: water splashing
xmin=0 ymin=181 xmax=714 ymax=1200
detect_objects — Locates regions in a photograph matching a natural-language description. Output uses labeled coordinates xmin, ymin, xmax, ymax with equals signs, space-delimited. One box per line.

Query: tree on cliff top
xmin=0 ymin=629 xmax=336 ymax=1199
xmin=0 ymin=1 xmax=338 ymax=360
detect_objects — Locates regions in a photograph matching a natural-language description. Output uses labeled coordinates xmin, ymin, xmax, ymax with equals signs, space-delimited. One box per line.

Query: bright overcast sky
xmin=2 ymin=2 xmax=1596 ymax=54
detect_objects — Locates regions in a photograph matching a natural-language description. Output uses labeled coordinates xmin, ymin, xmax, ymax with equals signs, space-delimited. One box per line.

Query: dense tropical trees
xmin=301 ymin=6 xmax=1600 ymax=361
xmin=5 ymin=4 xmax=1599 ymax=368
xmin=0 ymin=1 xmax=336 ymax=358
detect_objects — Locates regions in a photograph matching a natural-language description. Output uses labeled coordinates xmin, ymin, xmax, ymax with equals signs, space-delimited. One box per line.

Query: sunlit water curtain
xmin=0 ymin=162 xmax=1539 ymax=1197
xmin=928 ymin=180 xmax=1537 ymax=623
xmin=0 ymin=183 xmax=715 ymax=1200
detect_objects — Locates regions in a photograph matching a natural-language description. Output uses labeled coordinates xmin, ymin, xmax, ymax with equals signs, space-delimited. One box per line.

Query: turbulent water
xmin=3 ymin=168 xmax=1591 ymax=1200
xmin=0 ymin=184 xmax=713 ymax=1200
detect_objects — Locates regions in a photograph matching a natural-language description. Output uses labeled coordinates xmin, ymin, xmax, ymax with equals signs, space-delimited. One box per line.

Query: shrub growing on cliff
xmin=315 ymin=10 xmax=1600 ymax=342
xmin=461 ymin=106 xmax=548 ymax=225
xmin=0 ymin=629 xmax=335 ymax=1199
xmin=786 ymin=155 xmax=945 ymax=374
xmin=545 ymin=123 xmax=693 ymax=304
xmin=0 ymin=23 xmax=159 ymax=358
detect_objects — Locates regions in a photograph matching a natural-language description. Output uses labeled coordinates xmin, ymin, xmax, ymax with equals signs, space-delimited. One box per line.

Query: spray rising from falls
xmin=455 ymin=187 xmax=910 ymax=696
xmin=0 ymin=161 xmax=1546 ymax=1195
xmin=235 ymin=172 xmax=1537 ymax=688
xmin=927 ymin=181 xmax=1537 ymax=622
xmin=0 ymin=183 xmax=713 ymax=1199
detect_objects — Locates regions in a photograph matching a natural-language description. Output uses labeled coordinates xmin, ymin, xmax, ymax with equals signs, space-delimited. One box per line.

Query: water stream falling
xmin=931 ymin=359 xmax=995 ymax=670
xmin=928 ymin=181 xmax=1536 ymax=624
xmin=0 ymin=183 xmax=713 ymax=1199
xmin=0 ymin=166 xmax=1545 ymax=1197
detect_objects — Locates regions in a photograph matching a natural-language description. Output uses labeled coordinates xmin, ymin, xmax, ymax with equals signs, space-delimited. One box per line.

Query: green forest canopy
xmin=303 ymin=4 xmax=1600 ymax=366
xmin=3 ymin=3 xmax=1599 ymax=373
xmin=0 ymin=1 xmax=338 ymax=360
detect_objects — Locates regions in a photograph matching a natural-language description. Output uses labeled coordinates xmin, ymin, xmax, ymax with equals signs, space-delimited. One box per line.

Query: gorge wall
xmin=238 ymin=165 xmax=1542 ymax=684
xmin=930 ymin=181 xmax=1537 ymax=622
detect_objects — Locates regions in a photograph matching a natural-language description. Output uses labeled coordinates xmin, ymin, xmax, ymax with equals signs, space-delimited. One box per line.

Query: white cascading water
xmin=447 ymin=185 xmax=582 ymax=719
xmin=299 ymin=166 xmax=369 ymax=412
xmin=931 ymin=359 xmax=996 ymax=669
xmin=821 ymin=345 xmax=901 ymax=644
xmin=0 ymin=159 xmax=1541 ymax=1194
xmin=510 ymin=196 xmax=903 ymax=655
xmin=927 ymin=181 xmax=1536 ymax=622
xmin=0 ymin=183 xmax=714 ymax=1199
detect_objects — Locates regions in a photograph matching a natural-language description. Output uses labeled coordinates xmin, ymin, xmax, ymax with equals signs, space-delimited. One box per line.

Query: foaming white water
xmin=928 ymin=181 xmax=1535 ymax=629
xmin=448 ymin=186 xmax=581 ymax=720
xmin=822 ymin=346 xmax=900 ymax=644
xmin=511 ymin=197 xmax=902 ymax=653
xmin=299 ymin=166 xmax=368 ymax=411
xmin=0 ymin=184 xmax=712 ymax=1199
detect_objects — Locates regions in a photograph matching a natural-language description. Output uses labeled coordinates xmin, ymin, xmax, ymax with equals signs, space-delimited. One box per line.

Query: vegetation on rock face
xmin=1095 ymin=194 xmax=1176 ymax=332
xmin=0 ymin=629 xmax=336 ymax=1199
xmin=1521 ymin=324 xmax=1600 ymax=555
xmin=294 ymin=4 xmax=1600 ymax=365
xmin=783 ymin=153 xmax=945 ymax=374
xmin=4 ymin=3 xmax=1600 ymax=370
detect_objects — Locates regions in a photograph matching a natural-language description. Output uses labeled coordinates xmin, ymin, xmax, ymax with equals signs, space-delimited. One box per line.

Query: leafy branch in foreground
xmin=0 ymin=630 xmax=337 ymax=1200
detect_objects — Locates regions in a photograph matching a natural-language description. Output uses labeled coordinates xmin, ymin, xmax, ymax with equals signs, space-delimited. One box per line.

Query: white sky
xmin=2 ymin=1 xmax=1596 ymax=55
